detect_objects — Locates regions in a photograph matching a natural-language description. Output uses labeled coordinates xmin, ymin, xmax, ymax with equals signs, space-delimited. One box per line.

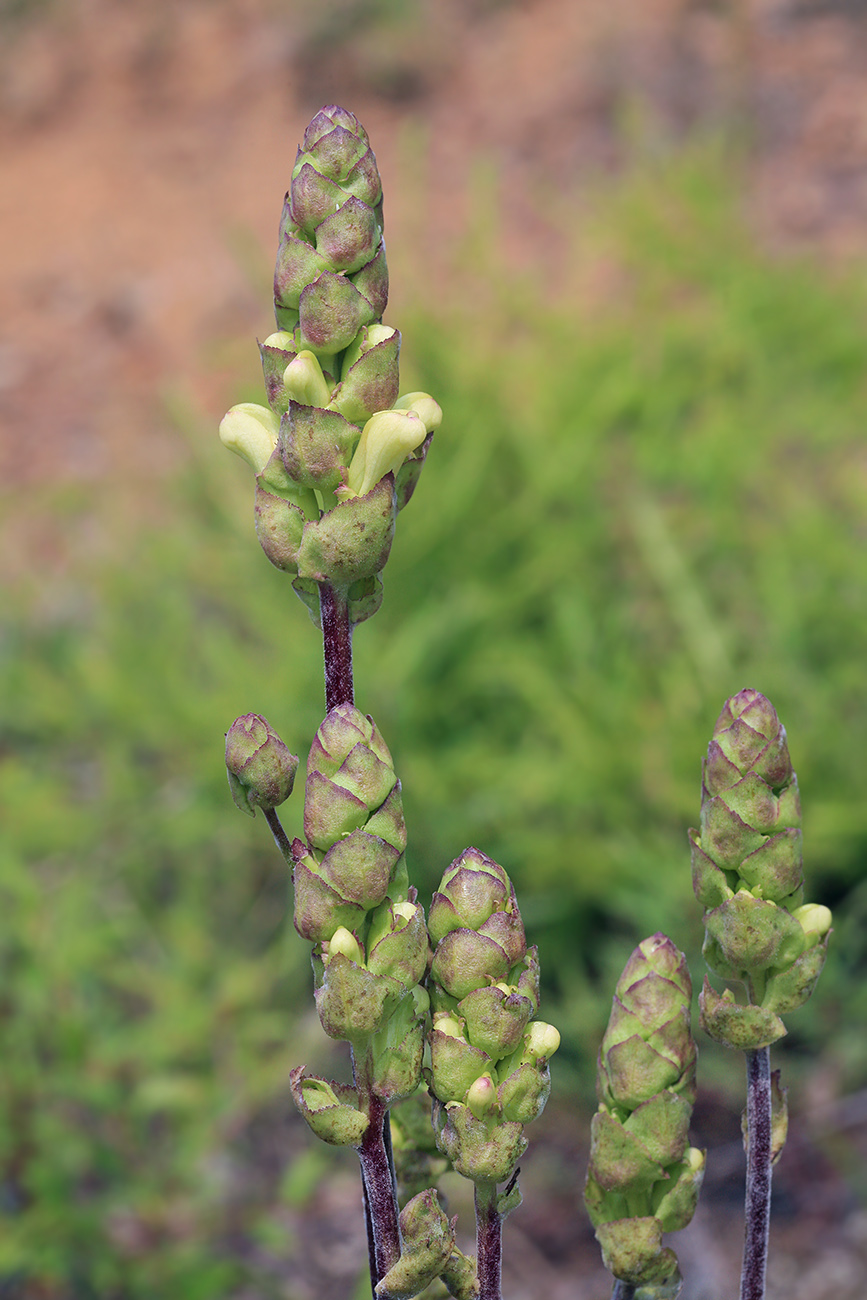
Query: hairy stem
xmin=319 ymin=583 xmax=401 ymax=1291
xmin=475 ymin=1179 xmax=503 ymax=1300
xmin=354 ymin=1057 xmax=402 ymax=1286
xmin=741 ymin=1046 xmax=772 ymax=1300
xmin=320 ymin=582 xmax=354 ymax=711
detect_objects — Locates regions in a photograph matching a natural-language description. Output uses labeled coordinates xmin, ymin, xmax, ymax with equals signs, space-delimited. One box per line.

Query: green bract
xmin=585 ymin=934 xmax=704 ymax=1291
xmin=691 ymin=689 xmax=832 ymax=1049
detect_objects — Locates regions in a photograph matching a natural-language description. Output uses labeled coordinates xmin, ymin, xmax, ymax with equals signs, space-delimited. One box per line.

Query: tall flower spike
xmin=690 ymin=689 xmax=832 ymax=1049
xmin=585 ymin=934 xmax=705 ymax=1294
xmin=219 ymin=105 xmax=440 ymax=626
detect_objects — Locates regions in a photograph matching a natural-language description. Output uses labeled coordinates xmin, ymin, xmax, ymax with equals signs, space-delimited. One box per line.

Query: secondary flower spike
xmin=427 ymin=848 xmax=559 ymax=1185
xmin=218 ymin=105 xmax=441 ymax=626
xmin=585 ymin=934 xmax=705 ymax=1293
xmin=691 ymin=689 xmax=832 ymax=1050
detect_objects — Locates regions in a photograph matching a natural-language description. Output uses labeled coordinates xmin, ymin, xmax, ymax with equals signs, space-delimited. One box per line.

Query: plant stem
xmin=355 ymin=1083 xmax=402 ymax=1285
xmin=475 ymin=1179 xmax=503 ymax=1300
xmin=263 ymin=807 xmax=293 ymax=862
xmin=319 ymin=582 xmax=354 ymax=711
xmin=741 ymin=1046 xmax=772 ymax=1300
xmin=318 ymin=581 xmax=401 ymax=1291
xmin=611 ymin=1283 xmax=636 ymax=1300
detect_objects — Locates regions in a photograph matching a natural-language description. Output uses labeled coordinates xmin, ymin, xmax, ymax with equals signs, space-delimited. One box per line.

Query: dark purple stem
xmin=320 ymin=582 xmax=354 ymax=712
xmin=262 ymin=807 xmax=293 ymax=863
xmin=611 ymin=1284 xmax=636 ymax=1300
xmin=321 ymin=579 xmax=398 ymax=1294
xmin=475 ymin=1180 xmax=503 ymax=1300
xmin=357 ymin=1093 xmax=402 ymax=1284
xmin=741 ymin=1046 xmax=772 ymax=1300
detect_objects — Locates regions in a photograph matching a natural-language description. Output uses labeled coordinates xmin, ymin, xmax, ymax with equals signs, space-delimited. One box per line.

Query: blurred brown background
xmin=3 ymin=0 xmax=867 ymax=495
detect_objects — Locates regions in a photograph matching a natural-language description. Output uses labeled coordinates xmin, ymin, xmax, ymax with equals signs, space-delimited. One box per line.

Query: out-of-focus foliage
xmin=2 ymin=147 xmax=866 ymax=1291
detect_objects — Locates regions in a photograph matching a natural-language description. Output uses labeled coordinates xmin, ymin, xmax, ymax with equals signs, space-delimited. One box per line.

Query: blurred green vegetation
xmin=3 ymin=146 xmax=867 ymax=1292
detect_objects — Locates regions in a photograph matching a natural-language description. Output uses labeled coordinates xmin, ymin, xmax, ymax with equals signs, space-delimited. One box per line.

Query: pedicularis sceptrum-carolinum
xmin=217 ymin=107 xmax=830 ymax=1300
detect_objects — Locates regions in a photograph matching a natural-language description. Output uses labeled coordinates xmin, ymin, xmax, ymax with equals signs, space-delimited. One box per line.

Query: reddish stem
xmin=741 ymin=1046 xmax=772 ymax=1300
xmin=319 ymin=582 xmax=354 ymax=711
xmin=475 ymin=1180 xmax=503 ymax=1300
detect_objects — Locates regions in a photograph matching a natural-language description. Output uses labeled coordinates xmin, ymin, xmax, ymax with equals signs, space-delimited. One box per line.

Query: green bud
xmin=793 ymin=903 xmax=832 ymax=946
xmin=282 ymin=350 xmax=333 ymax=409
xmin=345 ymin=409 xmax=427 ymax=498
xmin=219 ymin=402 xmax=279 ymax=475
xmin=466 ymin=1074 xmax=497 ymax=1120
xmin=288 ymin=1065 xmax=368 ymax=1147
xmin=225 ymin=714 xmax=298 ymax=816
xmin=392 ymin=390 xmax=443 ymax=432
xmin=326 ymin=926 xmax=364 ymax=966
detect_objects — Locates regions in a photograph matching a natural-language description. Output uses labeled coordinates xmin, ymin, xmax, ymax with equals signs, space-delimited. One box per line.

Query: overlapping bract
xmin=290 ymin=705 xmax=428 ymax=1141
xmin=426 ymin=848 xmax=559 ymax=1184
xmin=691 ymin=689 xmax=831 ymax=1049
xmin=585 ymin=935 xmax=704 ymax=1292
xmin=218 ymin=105 xmax=441 ymax=621
xmin=224 ymin=713 xmax=298 ymax=817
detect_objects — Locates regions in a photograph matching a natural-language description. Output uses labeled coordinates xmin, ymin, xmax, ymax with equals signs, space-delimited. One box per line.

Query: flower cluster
xmin=218 ymin=106 xmax=440 ymax=623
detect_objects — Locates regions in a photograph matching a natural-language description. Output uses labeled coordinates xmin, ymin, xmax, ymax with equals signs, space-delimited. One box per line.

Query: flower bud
xmin=466 ymin=1074 xmax=497 ymax=1120
xmin=219 ymin=403 xmax=279 ymax=475
xmin=326 ymin=926 xmax=364 ymax=966
xmin=225 ymin=714 xmax=298 ymax=816
xmin=793 ymin=903 xmax=832 ymax=946
xmin=282 ymin=350 xmax=333 ymax=409
xmin=345 ymin=409 xmax=427 ymax=498
xmin=392 ymin=390 xmax=443 ymax=432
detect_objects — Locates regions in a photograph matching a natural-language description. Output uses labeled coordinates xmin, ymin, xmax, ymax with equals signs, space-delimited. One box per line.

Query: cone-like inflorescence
xmin=584 ymin=934 xmax=705 ymax=1292
xmin=225 ymin=713 xmax=298 ymax=816
xmin=289 ymin=705 xmax=428 ymax=1136
xmin=691 ymin=689 xmax=832 ymax=1050
xmin=426 ymin=848 xmax=560 ymax=1185
xmin=218 ymin=106 xmax=441 ymax=623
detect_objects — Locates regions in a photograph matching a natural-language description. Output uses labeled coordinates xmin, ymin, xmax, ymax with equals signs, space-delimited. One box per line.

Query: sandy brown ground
xmin=2 ymin=0 xmax=867 ymax=1294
